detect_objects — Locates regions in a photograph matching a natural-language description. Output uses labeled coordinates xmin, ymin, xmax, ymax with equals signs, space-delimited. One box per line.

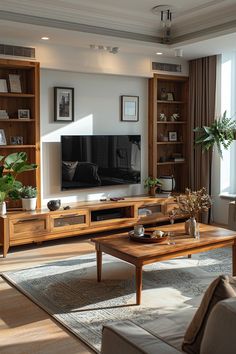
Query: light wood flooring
xmin=0 ymin=237 xmax=96 ymax=354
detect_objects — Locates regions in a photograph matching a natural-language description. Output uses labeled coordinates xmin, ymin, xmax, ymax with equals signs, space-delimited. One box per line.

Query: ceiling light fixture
xmin=152 ymin=5 xmax=173 ymax=44
xmin=41 ymin=36 xmax=50 ymax=40
xmin=156 ymin=52 xmax=163 ymax=55
xmin=161 ymin=9 xmax=172 ymax=43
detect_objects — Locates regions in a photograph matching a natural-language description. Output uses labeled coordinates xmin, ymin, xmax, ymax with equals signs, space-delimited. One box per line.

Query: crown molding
xmin=0 ymin=11 xmax=162 ymax=44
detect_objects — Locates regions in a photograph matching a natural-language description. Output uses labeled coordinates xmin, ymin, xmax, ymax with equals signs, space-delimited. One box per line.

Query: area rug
xmin=1 ymin=247 xmax=232 ymax=353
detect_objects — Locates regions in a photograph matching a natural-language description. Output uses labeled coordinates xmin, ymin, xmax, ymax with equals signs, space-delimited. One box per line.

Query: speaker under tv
xmin=61 ymin=135 xmax=141 ymax=190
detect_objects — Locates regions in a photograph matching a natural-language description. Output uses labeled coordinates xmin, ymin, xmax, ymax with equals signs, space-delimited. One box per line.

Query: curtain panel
xmin=189 ymin=55 xmax=217 ymax=193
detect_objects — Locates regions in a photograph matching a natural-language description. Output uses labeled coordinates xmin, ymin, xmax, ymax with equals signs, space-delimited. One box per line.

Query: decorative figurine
xmin=160 ymin=113 xmax=167 ymax=121
xmin=170 ymin=113 xmax=179 ymax=121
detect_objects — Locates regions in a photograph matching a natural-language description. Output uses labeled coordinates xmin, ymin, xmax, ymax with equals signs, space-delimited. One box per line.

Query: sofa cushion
xmin=200 ymin=298 xmax=236 ymax=354
xmin=101 ymin=321 xmax=181 ymax=354
xmin=182 ymin=275 xmax=236 ymax=354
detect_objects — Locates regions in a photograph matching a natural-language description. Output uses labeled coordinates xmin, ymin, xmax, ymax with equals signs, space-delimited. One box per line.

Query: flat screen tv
xmin=61 ymin=135 xmax=141 ymax=190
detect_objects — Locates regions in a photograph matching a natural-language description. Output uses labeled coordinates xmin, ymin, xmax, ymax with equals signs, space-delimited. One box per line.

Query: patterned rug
xmin=1 ymin=247 xmax=232 ymax=353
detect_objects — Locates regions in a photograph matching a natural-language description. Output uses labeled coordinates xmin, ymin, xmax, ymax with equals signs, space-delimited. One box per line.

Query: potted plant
xmin=0 ymin=152 xmax=37 ymax=214
xmin=20 ymin=186 xmax=37 ymax=211
xmin=194 ymin=111 xmax=236 ymax=158
xmin=144 ymin=177 xmax=162 ymax=196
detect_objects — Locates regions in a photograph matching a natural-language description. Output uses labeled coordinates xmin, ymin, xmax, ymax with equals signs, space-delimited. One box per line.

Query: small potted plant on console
xmin=0 ymin=152 xmax=37 ymax=214
xmin=20 ymin=185 xmax=37 ymax=211
xmin=144 ymin=177 xmax=162 ymax=197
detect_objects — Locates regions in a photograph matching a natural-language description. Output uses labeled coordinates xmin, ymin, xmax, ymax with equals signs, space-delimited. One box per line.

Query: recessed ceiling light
xmin=156 ymin=52 xmax=163 ymax=55
xmin=41 ymin=36 xmax=50 ymax=40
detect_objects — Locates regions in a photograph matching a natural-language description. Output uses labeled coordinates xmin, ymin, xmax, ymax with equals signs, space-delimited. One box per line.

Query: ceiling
xmin=0 ymin=0 xmax=236 ymax=59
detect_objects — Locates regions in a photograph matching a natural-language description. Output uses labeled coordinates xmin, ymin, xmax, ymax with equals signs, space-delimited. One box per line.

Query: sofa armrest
xmin=201 ymin=298 xmax=236 ymax=354
xmin=101 ymin=321 xmax=181 ymax=354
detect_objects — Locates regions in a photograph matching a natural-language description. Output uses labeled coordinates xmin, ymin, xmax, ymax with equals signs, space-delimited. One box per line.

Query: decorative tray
xmin=128 ymin=231 xmax=168 ymax=244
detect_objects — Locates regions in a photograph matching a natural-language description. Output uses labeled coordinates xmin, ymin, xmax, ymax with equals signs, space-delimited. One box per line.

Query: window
xmin=220 ymin=53 xmax=236 ymax=195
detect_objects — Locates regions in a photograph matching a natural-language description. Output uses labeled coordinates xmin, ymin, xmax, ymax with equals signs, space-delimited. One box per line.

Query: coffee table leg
xmin=136 ymin=266 xmax=143 ymax=305
xmin=232 ymin=243 xmax=236 ymax=276
xmin=96 ymin=248 xmax=102 ymax=282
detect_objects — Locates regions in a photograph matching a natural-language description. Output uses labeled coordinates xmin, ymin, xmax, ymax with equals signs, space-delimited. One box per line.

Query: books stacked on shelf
xmin=171 ymin=153 xmax=185 ymax=162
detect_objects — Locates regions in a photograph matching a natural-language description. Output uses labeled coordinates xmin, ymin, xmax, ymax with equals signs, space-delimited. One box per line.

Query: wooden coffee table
xmin=93 ymin=223 xmax=236 ymax=305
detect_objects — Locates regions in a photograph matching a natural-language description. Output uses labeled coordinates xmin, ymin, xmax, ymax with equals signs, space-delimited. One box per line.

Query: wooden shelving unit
xmin=0 ymin=58 xmax=40 ymax=209
xmin=148 ymin=74 xmax=189 ymax=192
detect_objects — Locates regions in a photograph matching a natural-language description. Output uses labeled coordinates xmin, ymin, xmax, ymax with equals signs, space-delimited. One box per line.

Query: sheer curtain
xmin=221 ymin=52 xmax=236 ymax=195
xmin=189 ymin=55 xmax=217 ymax=193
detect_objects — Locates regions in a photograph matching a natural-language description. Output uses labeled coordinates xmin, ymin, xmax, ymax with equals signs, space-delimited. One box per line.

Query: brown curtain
xmin=189 ymin=55 xmax=217 ymax=194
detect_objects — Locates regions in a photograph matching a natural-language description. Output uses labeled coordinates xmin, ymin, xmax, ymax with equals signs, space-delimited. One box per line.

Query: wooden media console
xmin=0 ymin=196 xmax=182 ymax=257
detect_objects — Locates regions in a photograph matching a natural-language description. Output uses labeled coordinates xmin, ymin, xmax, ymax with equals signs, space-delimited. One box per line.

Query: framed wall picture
xmin=121 ymin=95 xmax=139 ymax=122
xmin=0 ymin=129 xmax=6 ymax=145
xmin=18 ymin=109 xmax=30 ymax=119
xmin=168 ymin=131 xmax=177 ymax=141
xmin=54 ymin=87 xmax=74 ymax=122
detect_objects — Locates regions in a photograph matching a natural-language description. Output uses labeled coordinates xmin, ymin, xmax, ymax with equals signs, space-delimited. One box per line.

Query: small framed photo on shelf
xmin=18 ymin=109 xmax=30 ymax=119
xmin=0 ymin=129 xmax=6 ymax=145
xmin=9 ymin=74 xmax=22 ymax=93
xmin=168 ymin=131 xmax=177 ymax=141
xmin=10 ymin=136 xmax=24 ymax=145
xmin=0 ymin=79 xmax=8 ymax=93
xmin=54 ymin=87 xmax=74 ymax=122
xmin=121 ymin=95 xmax=139 ymax=122
xmin=167 ymin=92 xmax=174 ymax=101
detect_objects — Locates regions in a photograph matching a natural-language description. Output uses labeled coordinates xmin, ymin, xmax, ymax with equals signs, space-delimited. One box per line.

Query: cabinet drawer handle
xmin=17 ymin=218 xmax=43 ymax=223
xmin=56 ymin=214 xmax=82 ymax=218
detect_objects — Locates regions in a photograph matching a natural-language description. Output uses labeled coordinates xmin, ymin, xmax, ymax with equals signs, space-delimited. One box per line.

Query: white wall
xmin=40 ymin=69 xmax=148 ymax=206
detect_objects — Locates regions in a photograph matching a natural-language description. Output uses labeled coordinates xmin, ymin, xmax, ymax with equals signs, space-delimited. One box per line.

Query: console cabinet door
xmin=9 ymin=215 xmax=49 ymax=244
xmin=49 ymin=209 xmax=89 ymax=232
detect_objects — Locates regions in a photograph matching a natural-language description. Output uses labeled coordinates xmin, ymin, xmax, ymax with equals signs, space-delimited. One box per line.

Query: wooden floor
xmin=0 ymin=237 xmax=96 ymax=354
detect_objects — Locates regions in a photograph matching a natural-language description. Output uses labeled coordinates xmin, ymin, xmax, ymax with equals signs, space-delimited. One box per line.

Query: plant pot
xmin=149 ymin=187 xmax=156 ymax=197
xmin=22 ymin=198 xmax=37 ymax=211
xmin=0 ymin=201 xmax=6 ymax=215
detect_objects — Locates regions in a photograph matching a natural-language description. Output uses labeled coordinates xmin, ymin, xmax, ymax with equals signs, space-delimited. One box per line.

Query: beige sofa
xmin=101 ymin=276 xmax=236 ymax=354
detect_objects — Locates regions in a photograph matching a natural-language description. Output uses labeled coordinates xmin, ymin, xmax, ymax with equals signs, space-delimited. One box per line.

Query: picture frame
xmin=54 ymin=87 xmax=74 ymax=122
xmin=168 ymin=131 xmax=177 ymax=141
xmin=0 ymin=129 xmax=6 ymax=145
xmin=167 ymin=92 xmax=174 ymax=101
xmin=121 ymin=95 xmax=139 ymax=122
xmin=18 ymin=109 xmax=30 ymax=119
xmin=10 ymin=136 xmax=24 ymax=145
xmin=9 ymin=74 xmax=22 ymax=93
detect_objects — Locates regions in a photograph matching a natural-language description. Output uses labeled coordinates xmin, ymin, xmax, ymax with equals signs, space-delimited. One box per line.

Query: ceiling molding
xmin=171 ymin=18 xmax=236 ymax=45
xmin=0 ymin=10 xmax=162 ymax=44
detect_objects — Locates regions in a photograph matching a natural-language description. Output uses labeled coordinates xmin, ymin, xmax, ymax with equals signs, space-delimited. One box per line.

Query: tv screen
xmin=61 ymin=135 xmax=141 ymax=190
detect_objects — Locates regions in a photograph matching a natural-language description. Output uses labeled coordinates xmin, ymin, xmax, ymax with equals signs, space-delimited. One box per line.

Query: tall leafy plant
xmin=194 ymin=111 xmax=236 ymax=158
xmin=0 ymin=152 xmax=37 ymax=203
